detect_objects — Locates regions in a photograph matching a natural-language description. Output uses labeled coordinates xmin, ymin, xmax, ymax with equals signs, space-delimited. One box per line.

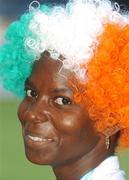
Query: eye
xmin=26 ymin=89 xmax=38 ymax=98
xmin=54 ymin=97 xmax=72 ymax=105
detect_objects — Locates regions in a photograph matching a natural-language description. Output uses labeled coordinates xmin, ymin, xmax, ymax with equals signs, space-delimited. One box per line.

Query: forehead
xmin=29 ymin=55 xmax=73 ymax=90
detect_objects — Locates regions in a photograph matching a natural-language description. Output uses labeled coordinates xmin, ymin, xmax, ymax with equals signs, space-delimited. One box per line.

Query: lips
xmin=22 ymin=127 xmax=59 ymax=150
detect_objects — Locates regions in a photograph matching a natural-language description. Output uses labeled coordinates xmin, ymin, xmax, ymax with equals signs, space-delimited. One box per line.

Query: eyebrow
xmin=50 ymin=88 xmax=72 ymax=95
xmin=25 ymin=78 xmax=35 ymax=88
xmin=25 ymin=78 xmax=73 ymax=95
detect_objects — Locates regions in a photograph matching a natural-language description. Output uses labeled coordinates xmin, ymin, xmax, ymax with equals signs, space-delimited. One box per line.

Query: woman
xmin=0 ymin=0 xmax=129 ymax=179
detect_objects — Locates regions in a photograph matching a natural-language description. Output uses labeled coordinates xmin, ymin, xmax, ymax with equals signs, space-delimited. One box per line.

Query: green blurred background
xmin=0 ymin=100 xmax=129 ymax=180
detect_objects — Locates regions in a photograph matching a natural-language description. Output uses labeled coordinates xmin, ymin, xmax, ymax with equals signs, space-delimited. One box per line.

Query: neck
xmin=52 ymin=135 xmax=115 ymax=180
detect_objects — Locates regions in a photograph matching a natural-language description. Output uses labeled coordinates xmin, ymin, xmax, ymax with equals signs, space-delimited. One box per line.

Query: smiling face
xmin=18 ymin=53 xmax=100 ymax=167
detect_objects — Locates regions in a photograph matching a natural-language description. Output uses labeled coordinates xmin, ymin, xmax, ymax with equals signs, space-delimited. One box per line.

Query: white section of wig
xmin=25 ymin=0 xmax=129 ymax=81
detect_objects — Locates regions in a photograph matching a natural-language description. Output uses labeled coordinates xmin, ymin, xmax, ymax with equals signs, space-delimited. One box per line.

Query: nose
xmin=24 ymin=100 xmax=50 ymax=124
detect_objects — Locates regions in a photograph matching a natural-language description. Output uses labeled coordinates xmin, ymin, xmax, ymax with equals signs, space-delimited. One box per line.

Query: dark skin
xmin=18 ymin=53 xmax=118 ymax=180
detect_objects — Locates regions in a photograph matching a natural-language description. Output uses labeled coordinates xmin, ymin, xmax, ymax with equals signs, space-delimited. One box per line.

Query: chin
xmin=24 ymin=147 xmax=57 ymax=165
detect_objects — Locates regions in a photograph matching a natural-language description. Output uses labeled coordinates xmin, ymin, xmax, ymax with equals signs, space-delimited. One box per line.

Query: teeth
xmin=27 ymin=135 xmax=53 ymax=142
xmin=28 ymin=135 xmax=43 ymax=142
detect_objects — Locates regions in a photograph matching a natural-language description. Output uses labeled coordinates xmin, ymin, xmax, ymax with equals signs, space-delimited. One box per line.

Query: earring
xmin=105 ymin=136 xmax=110 ymax=150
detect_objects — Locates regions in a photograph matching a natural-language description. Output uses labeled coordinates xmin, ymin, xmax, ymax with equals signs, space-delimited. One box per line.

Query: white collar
xmin=81 ymin=156 xmax=125 ymax=180
xmin=90 ymin=156 xmax=125 ymax=180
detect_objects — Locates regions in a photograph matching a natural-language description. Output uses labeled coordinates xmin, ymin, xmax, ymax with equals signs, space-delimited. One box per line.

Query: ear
xmin=103 ymin=124 xmax=121 ymax=137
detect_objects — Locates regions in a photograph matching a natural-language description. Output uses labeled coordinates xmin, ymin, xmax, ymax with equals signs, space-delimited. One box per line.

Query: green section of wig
xmin=0 ymin=4 xmax=52 ymax=97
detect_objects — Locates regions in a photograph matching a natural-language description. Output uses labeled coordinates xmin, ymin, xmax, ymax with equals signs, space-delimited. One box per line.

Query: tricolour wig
xmin=0 ymin=0 xmax=129 ymax=147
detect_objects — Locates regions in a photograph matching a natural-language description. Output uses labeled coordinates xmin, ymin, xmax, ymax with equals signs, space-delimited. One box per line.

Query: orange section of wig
xmin=74 ymin=23 xmax=129 ymax=147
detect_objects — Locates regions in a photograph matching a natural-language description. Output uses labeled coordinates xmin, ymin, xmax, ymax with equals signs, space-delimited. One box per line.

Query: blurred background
xmin=0 ymin=0 xmax=129 ymax=180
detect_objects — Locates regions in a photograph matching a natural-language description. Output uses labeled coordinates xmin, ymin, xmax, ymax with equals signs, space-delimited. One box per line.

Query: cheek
xmin=54 ymin=113 xmax=88 ymax=134
xmin=17 ymin=100 xmax=28 ymax=124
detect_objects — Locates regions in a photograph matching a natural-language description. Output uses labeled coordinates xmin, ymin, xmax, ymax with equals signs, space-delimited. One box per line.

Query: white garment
xmin=81 ymin=156 xmax=125 ymax=180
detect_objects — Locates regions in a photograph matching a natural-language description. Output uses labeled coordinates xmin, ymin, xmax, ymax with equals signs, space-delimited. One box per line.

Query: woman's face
xmin=18 ymin=54 xmax=99 ymax=167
